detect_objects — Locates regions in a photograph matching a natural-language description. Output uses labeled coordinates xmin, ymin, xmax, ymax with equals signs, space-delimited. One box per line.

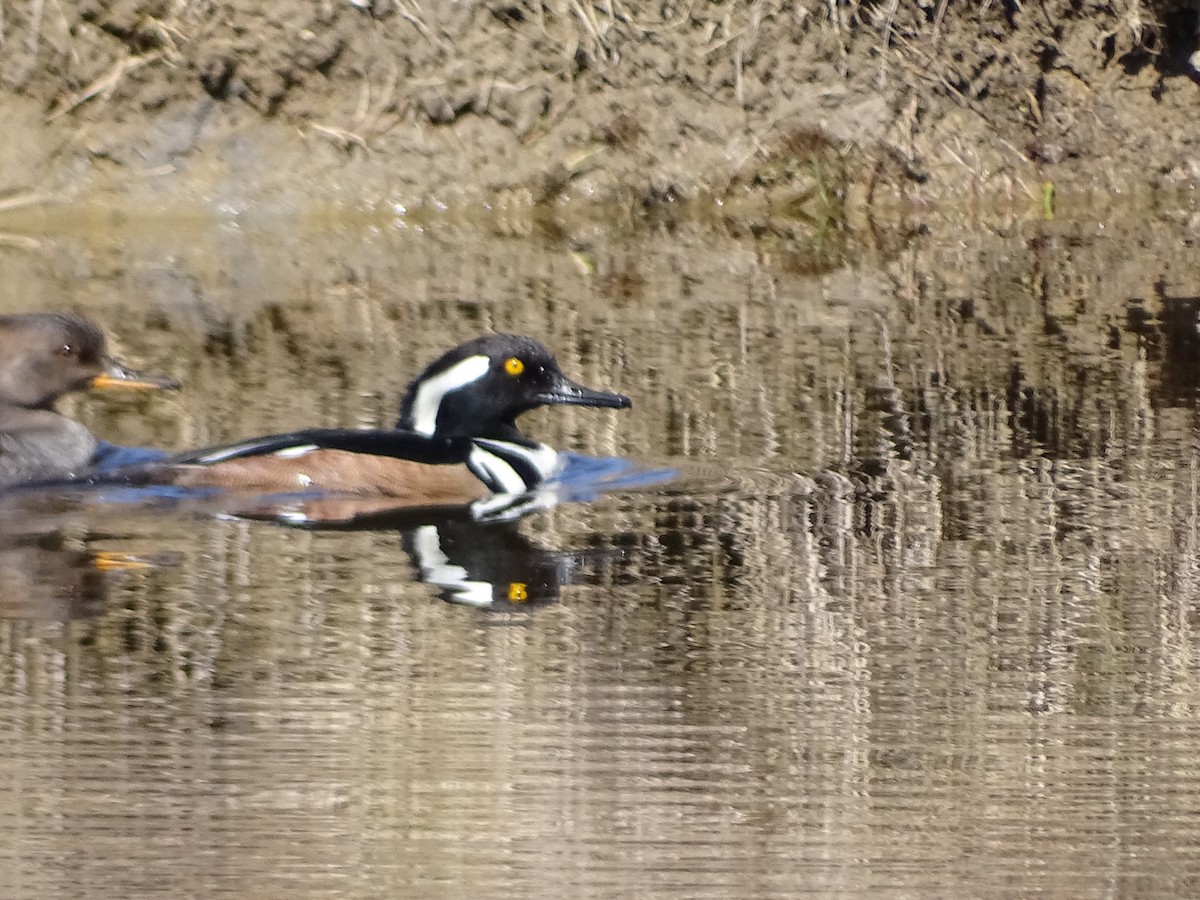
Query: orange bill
xmin=91 ymin=551 xmax=156 ymax=572
xmin=90 ymin=358 xmax=180 ymax=392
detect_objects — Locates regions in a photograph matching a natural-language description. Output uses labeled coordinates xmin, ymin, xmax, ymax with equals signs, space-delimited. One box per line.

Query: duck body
xmin=0 ymin=408 xmax=98 ymax=485
xmin=169 ymin=429 xmax=491 ymax=502
xmin=139 ymin=334 xmax=630 ymax=517
xmin=0 ymin=313 xmax=177 ymax=488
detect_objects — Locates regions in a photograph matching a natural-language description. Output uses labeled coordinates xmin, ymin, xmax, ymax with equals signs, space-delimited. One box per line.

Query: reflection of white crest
xmin=412 ymin=525 xmax=494 ymax=606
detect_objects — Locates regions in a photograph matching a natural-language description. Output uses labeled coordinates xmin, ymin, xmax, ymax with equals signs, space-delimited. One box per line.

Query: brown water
xmin=2 ymin=210 xmax=1200 ymax=898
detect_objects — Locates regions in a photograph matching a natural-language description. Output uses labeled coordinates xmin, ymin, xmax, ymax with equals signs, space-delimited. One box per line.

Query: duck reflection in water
xmin=405 ymin=509 xmax=616 ymax=609
xmin=0 ymin=499 xmax=626 ymax=618
xmin=207 ymin=450 xmax=665 ymax=610
xmin=0 ymin=524 xmax=155 ymax=620
xmin=7 ymin=443 xmax=665 ymax=617
xmin=238 ymin=501 xmax=621 ymax=610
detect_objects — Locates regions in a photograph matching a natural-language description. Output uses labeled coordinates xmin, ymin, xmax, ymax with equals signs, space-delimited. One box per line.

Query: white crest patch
xmin=274 ymin=444 xmax=318 ymax=459
xmin=411 ymin=354 xmax=490 ymax=436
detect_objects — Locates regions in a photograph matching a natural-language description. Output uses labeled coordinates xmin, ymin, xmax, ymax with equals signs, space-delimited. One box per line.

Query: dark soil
xmin=0 ymin=1 xmax=1198 ymax=222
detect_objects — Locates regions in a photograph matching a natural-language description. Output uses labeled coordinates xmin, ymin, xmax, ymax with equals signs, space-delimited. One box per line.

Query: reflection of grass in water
xmin=0 ymin=233 xmax=42 ymax=250
xmin=762 ymin=226 xmax=855 ymax=279
xmin=719 ymin=127 xmax=862 ymax=276
xmin=0 ymin=191 xmax=50 ymax=215
xmin=781 ymin=158 xmax=847 ymax=270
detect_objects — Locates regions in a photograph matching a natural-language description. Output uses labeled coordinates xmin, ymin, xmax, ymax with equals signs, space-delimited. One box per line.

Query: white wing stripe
xmin=192 ymin=441 xmax=318 ymax=464
xmin=273 ymin=444 xmax=318 ymax=459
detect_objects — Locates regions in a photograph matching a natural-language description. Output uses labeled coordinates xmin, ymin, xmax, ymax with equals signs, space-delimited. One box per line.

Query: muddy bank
xmin=0 ymin=1 xmax=1198 ymax=223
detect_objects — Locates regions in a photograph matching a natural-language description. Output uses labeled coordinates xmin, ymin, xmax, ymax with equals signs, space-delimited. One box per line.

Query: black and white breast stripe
xmin=466 ymin=438 xmax=561 ymax=495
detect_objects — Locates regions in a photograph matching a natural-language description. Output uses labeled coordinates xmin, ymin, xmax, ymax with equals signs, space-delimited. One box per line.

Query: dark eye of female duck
xmin=58 ymin=343 xmax=75 ymax=358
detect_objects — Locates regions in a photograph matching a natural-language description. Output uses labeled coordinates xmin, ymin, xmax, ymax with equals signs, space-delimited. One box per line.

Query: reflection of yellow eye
xmin=508 ymin=582 xmax=528 ymax=602
xmin=504 ymin=357 xmax=525 ymax=376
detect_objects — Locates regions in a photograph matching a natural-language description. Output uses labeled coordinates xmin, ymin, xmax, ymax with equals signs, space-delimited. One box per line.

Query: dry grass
xmin=47 ymin=51 xmax=161 ymax=120
xmin=0 ymin=0 xmax=1185 ymax=225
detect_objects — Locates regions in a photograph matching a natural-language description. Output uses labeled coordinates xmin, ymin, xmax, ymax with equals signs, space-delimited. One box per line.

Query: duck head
xmin=396 ymin=333 xmax=631 ymax=441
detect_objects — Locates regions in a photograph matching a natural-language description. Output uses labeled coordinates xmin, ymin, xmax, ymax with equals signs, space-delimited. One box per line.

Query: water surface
xmin=1 ymin=212 xmax=1200 ymax=897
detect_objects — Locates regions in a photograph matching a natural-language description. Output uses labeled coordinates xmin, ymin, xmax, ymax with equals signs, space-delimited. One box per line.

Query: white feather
xmin=195 ymin=441 xmax=316 ymax=464
xmin=410 ymin=355 xmax=490 ymax=436
xmin=468 ymin=444 xmax=527 ymax=494
xmin=274 ymin=444 xmax=317 ymax=459
xmin=412 ymin=525 xmax=494 ymax=606
xmin=472 ymin=438 xmax=561 ymax=481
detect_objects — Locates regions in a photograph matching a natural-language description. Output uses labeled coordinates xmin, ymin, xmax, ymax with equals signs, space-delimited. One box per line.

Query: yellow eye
xmin=508 ymin=582 xmax=528 ymax=602
xmin=504 ymin=357 xmax=524 ymax=376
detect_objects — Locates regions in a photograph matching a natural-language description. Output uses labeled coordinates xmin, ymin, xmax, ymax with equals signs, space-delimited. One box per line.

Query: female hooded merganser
xmin=149 ymin=334 xmax=631 ymax=517
xmin=0 ymin=312 xmax=178 ymax=487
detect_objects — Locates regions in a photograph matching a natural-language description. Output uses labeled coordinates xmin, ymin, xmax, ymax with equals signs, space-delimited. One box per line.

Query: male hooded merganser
xmin=149 ymin=334 xmax=631 ymax=516
xmin=0 ymin=312 xmax=178 ymax=487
